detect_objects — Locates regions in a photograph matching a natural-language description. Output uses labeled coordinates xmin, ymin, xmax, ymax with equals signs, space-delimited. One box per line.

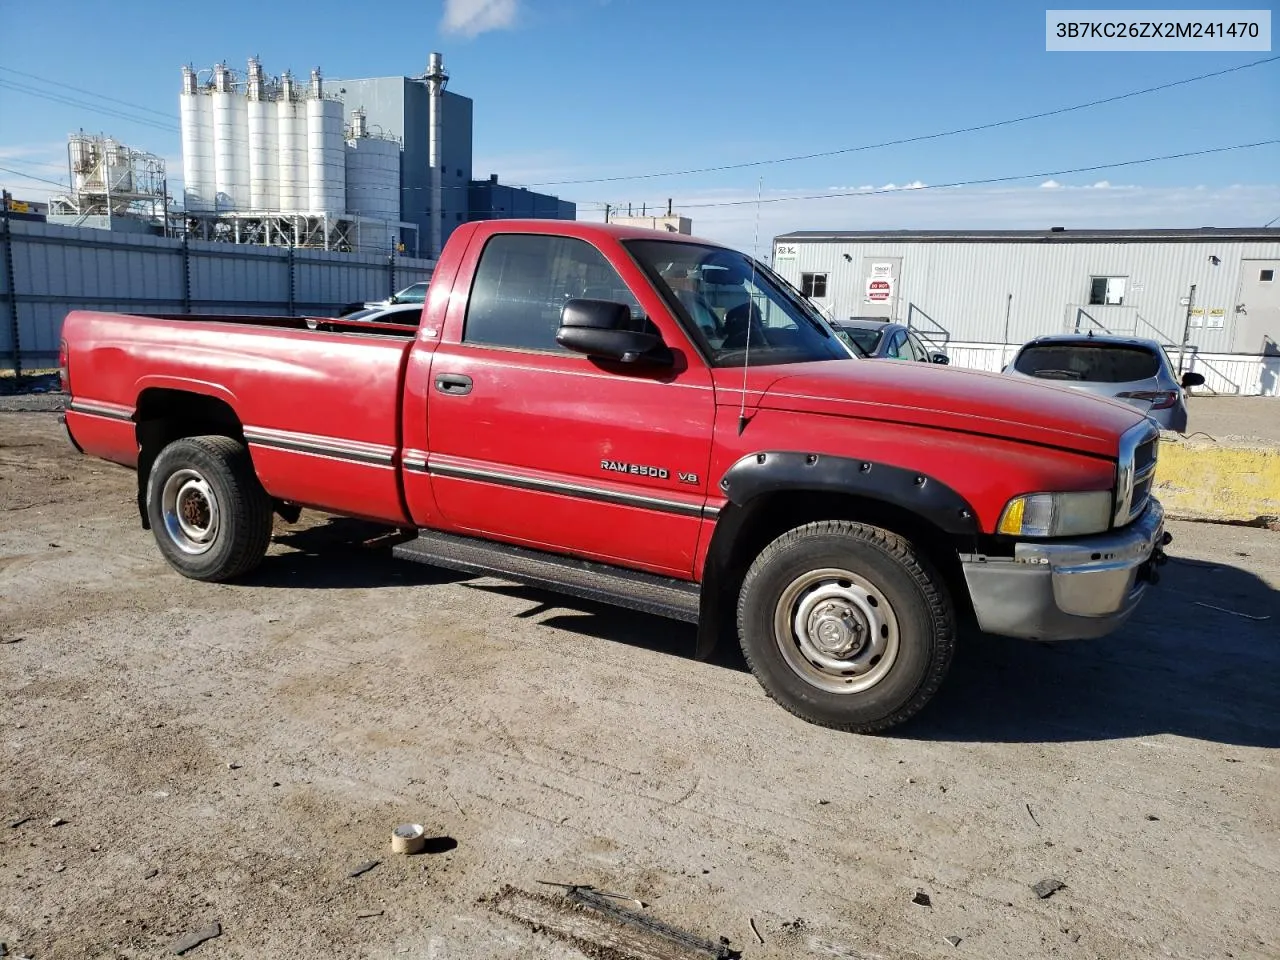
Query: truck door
xmin=425 ymin=230 xmax=715 ymax=579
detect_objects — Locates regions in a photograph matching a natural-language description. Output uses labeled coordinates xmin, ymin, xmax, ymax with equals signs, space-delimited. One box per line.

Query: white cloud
xmin=441 ymin=0 xmax=519 ymax=37
xmin=1040 ymin=179 xmax=1061 ymax=189
xmin=1089 ymin=180 xmax=1111 ymax=189
xmin=903 ymin=180 xmax=926 ymax=190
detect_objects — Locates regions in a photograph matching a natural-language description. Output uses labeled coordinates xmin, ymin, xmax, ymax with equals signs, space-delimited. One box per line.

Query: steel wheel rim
xmin=772 ymin=567 xmax=900 ymax=694
xmin=161 ymin=468 xmax=219 ymax=555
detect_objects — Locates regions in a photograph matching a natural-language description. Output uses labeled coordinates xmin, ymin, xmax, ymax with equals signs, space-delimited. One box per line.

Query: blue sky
xmin=1 ymin=0 xmax=1276 ymax=250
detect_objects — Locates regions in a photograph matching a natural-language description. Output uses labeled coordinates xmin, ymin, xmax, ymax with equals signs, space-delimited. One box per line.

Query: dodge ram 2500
xmin=61 ymin=220 xmax=1168 ymax=732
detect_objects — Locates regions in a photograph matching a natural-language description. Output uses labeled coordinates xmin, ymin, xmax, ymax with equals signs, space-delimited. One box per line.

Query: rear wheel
xmin=737 ymin=520 xmax=955 ymax=733
xmin=146 ymin=435 xmax=273 ymax=582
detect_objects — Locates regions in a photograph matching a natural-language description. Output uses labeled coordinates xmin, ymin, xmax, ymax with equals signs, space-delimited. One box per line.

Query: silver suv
xmin=1004 ymin=333 xmax=1205 ymax=432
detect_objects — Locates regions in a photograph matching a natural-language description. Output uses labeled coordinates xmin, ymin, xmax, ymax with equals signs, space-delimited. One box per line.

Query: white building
xmin=772 ymin=227 xmax=1280 ymax=396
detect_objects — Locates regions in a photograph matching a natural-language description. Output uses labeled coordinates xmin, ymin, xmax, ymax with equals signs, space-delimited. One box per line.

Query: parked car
xmin=832 ymin=318 xmax=949 ymax=364
xmin=337 ymin=281 xmax=431 ymax=317
xmin=307 ymin=302 xmax=422 ymax=329
xmin=60 ymin=220 xmax=1168 ymax=734
xmin=1004 ymin=333 xmax=1205 ymax=432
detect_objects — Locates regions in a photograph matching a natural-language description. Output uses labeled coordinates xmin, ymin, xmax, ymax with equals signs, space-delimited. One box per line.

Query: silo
xmin=276 ymin=71 xmax=306 ymax=211
xmin=246 ymin=57 xmax=278 ymax=211
xmin=179 ymin=66 xmax=214 ymax=212
xmin=305 ymin=69 xmax=346 ymax=215
xmin=212 ymin=63 xmax=249 ymax=211
xmin=345 ymin=111 xmax=400 ymax=223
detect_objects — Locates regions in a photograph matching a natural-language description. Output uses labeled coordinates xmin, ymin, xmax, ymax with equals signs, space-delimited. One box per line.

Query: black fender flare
xmin=693 ymin=452 xmax=979 ymax=660
xmin=719 ymin=451 xmax=980 ymax=534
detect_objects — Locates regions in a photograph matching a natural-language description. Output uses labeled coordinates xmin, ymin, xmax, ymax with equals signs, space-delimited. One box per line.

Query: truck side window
xmin=464 ymin=234 xmax=644 ymax=352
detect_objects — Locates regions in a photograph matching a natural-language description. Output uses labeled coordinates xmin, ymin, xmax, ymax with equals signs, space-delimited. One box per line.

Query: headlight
xmin=998 ymin=491 xmax=1112 ymax=538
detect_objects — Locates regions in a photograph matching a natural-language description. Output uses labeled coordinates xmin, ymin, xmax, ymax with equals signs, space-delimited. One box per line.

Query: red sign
xmin=867 ymin=278 xmax=892 ymax=302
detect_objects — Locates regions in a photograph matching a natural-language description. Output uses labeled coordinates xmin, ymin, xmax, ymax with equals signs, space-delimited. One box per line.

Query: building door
xmin=1234 ymin=260 xmax=1280 ymax=353
xmin=859 ymin=256 xmax=902 ymax=320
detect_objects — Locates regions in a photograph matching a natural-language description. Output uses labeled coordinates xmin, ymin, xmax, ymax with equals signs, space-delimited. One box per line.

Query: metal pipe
xmin=426 ymin=52 xmax=448 ymax=260
xmin=1177 ymin=283 xmax=1197 ymax=375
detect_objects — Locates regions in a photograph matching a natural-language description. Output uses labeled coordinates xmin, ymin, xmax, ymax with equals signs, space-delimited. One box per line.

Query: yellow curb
xmin=1154 ymin=437 xmax=1280 ymax=523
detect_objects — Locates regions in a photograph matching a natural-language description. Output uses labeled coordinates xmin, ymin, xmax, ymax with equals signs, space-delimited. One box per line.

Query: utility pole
xmin=1176 ymin=282 xmax=1196 ymax=375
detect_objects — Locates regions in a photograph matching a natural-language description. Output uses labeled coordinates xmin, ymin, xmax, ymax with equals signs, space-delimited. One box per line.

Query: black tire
xmin=736 ymin=520 xmax=955 ymax=733
xmin=145 ymin=435 xmax=274 ymax=582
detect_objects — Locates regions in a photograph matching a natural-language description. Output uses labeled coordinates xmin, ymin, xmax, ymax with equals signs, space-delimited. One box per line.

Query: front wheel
xmin=737 ymin=520 xmax=955 ymax=733
xmin=146 ymin=435 xmax=274 ymax=582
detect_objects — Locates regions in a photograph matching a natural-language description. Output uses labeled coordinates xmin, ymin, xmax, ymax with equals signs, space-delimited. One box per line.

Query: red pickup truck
xmin=61 ymin=220 xmax=1168 ymax=732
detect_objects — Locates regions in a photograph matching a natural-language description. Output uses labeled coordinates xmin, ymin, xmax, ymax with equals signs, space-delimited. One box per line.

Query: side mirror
xmin=931 ymin=352 xmax=950 ymax=365
xmin=1181 ymin=371 xmax=1205 ymax=389
xmin=557 ymin=299 xmax=667 ymax=364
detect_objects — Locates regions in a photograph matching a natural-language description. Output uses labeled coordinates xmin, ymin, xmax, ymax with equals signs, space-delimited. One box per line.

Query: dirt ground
xmin=2 ymin=411 xmax=1278 ymax=960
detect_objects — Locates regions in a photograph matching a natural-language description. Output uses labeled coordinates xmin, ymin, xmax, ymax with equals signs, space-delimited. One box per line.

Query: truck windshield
xmin=625 ymin=239 xmax=851 ymax=367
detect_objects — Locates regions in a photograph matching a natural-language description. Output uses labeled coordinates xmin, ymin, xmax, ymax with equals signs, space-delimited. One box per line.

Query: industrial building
xmin=177 ymin=54 xmax=574 ymax=259
xmin=46 ymin=134 xmax=167 ymax=233
xmin=772 ymin=228 xmax=1280 ymax=362
xmin=469 ymin=175 xmax=575 ymax=222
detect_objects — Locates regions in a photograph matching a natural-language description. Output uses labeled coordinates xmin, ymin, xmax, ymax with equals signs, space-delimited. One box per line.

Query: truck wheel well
xmin=697 ymin=490 xmax=975 ymax=659
xmin=133 ymin=389 xmax=245 ymax=529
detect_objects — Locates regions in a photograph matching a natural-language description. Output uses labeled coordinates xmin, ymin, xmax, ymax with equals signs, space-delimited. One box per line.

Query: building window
xmin=800 ymin=273 xmax=828 ymax=298
xmin=1088 ymin=276 xmax=1126 ymax=305
xmin=1262 ymin=269 xmax=1275 ymax=282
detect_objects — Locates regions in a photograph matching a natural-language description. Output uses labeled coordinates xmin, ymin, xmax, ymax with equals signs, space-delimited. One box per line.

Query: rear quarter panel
xmin=63 ymin=310 xmax=415 ymax=525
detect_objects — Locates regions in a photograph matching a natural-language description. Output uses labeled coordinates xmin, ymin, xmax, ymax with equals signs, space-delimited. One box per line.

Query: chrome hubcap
xmin=773 ymin=568 xmax=900 ymax=694
xmin=161 ymin=469 xmax=219 ymax=555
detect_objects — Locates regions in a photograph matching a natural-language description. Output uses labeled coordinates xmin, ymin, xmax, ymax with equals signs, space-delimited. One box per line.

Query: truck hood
xmin=719 ymin=361 xmax=1147 ymax=457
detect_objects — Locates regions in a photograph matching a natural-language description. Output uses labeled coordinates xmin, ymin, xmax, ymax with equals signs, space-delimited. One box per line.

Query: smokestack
xmin=425 ymin=51 xmax=449 ymax=260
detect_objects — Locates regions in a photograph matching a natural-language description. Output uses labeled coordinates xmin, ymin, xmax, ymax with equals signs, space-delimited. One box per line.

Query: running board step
xmin=392 ymin=530 xmax=701 ymax=623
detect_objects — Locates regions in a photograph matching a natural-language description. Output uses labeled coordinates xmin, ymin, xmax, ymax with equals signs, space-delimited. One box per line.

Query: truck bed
xmin=61 ymin=309 xmax=423 ymax=525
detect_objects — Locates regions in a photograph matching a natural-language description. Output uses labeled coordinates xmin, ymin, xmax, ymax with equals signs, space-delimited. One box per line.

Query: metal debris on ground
xmin=49 ymin=817 xmax=66 ymax=827
xmin=1145 ymin=814 xmax=1160 ymax=821
xmin=144 ymin=868 xmax=159 ymax=879
xmin=945 ymin=935 xmax=962 ymax=947
xmin=1025 ymin=802 xmax=1040 ymax=827
xmin=911 ymin=889 xmax=932 ymax=907
xmin=1192 ymin=601 xmax=1271 ymax=621
xmin=347 ymin=860 xmax=380 ymax=878
xmin=8 ymin=816 xmax=31 ymax=829
xmin=170 ymin=922 xmax=221 ymax=955
xmin=356 ymin=910 xmax=384 ymax=919
xmin=749 ymin=917 xmax=764 ymax=944
xmin=0 ymin=636 xmax=24 ymax=644
xmin=1031 ymin=878 xmax=1065 ymax=899
xmin=491 ymin=884 xmax=739 ymax=959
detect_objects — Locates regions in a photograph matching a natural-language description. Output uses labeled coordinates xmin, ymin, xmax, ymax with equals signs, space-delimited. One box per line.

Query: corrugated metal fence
xmin=1 ymin=217 xmax=434 ymax=374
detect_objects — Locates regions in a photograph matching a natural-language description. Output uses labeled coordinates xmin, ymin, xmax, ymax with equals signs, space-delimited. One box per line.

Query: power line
xmin=0 ymin=165 xmax=68 ymax=188
xmin=0 ymin=79 xmax=178 ymax=133
xmin=598 ymin=138 xmax=1280 ymax=212
xmin=0 ymin=65 xmax=177 ymax=120
xmin=522 ymin=54 xmax=1280 ymax=187
xmin=1265 ymin=212 xmax=1280 ymax=227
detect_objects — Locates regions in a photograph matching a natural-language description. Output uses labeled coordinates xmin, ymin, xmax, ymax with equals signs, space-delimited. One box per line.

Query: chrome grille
xmin=1116 ymin=421 xmax=1160 ymax=526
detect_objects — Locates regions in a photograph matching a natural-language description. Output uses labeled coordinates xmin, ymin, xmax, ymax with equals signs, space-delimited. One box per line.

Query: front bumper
xmin=962 ymin=499 xmax=1167 ymax=641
